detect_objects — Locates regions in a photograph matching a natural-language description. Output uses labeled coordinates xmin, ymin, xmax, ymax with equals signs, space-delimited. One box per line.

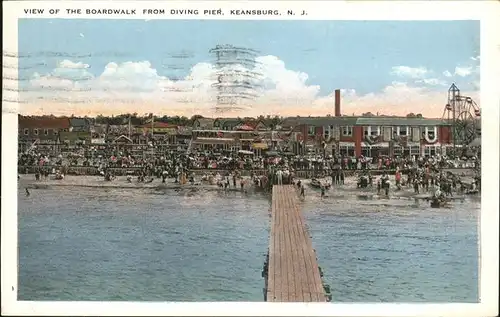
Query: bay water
xmin=18 ymin=185 xmax=479 ymax=302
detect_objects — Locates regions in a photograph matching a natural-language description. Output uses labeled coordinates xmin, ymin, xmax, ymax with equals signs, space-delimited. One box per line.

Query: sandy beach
xmin=18 ymin=174 xmax=477 ymax=202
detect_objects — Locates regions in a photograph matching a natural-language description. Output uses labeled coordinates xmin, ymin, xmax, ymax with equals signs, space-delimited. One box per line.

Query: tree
xmin=190 ymin=114 xmax=204 ymax=123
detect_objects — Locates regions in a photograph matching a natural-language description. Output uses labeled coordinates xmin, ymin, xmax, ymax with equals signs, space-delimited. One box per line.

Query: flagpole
xmin=151 ymin=114 xmax=154 ymax=158
xmin=128 ymin=115 xmax=131 ymax=139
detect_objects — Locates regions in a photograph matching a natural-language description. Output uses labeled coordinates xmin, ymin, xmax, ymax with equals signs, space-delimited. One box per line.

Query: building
xmin=192 ymin=118 xmax=216 ymax=130
xmin=137 ymin=122 xmax=178 ymax=135
xmin=279 ymin=89 xmax=453 ymax=157
xmin=190 ymin=129 xmax=269 ymax=155
xmin=18 ymin=116 xmax=71 ymax=153
xmin=212 ymin=118 xmax=243 ymax=131
xmin=69 ymin=117 xmax=92 ymax=132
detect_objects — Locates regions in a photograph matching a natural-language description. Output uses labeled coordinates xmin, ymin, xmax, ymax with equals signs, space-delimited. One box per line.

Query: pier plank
xmin=266 ymin=185 xmax=327 ymax=302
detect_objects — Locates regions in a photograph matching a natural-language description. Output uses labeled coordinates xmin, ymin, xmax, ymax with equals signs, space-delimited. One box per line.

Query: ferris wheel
xmin=442 ymin=83 xmax=481 ymax=148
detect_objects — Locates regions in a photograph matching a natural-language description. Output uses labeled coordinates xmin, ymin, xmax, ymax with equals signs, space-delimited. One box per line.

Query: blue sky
xmin=15 ymin=19 xmax=480 ymax=117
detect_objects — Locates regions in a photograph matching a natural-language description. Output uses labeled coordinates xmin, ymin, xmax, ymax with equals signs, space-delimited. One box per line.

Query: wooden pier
xmin=265 ymin=185 xmax=327 ymax=302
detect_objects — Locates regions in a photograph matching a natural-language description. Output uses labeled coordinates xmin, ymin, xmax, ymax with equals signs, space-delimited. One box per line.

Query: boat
xmin=310 ymin=178 xmax=331 ymax=189
xmin=357 ymin=176 xmax=369 ymax=188
xmin=104 ymin=174 xmax=116 ymax=182
xmin=430 ymin=198 xmax=450 ymax=208
xmin=53 ymin=172 xmax=64 ymax=180
xmin=465 ymin=190 xmax=479 ymax=195
xmin=310 ymin=178 xmax=321 ymax=188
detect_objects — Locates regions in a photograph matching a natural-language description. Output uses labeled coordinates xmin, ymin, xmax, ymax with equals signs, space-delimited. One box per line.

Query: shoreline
xmin=18 ymin=175 xmax=479 ymax=202
xmin=17 ymin=166 xmax=478 ymax=179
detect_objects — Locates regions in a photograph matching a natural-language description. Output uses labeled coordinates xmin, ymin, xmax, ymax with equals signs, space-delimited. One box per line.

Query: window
xmin=34 ymin=129 xmax=39 ymax=135
xmin=24 ymin=129 xmax=29 ymax=135
xmin=308 ymin=126 xmax=315 ymax=135
xmin=44 ymin=129 xmax=49 ymax=135
xmin=363 ymin=127 xmax=370 ymax=136
xmin=342 ymin=126 xmax=353 ymax=136
xmin=427 ymin=129 xmax=435 ymax=140
xmin=324 ymin=127 xmax=330 ymax=139
xmin=370 ymin=126 xmax=379 ymax=136
xmin=399 ymin=126 xmax=408 ymax=136
xmin=430 ymin=146 xmax=436 ymax=156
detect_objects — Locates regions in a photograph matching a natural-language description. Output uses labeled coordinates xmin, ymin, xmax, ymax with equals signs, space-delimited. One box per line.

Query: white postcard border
xmin=2 ymin=1 xmax=499 ymax=316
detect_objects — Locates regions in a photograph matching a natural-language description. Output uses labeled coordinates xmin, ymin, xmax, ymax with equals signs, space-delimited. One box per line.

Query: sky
xmin=11 ymin=19 xmax=480 ymax=118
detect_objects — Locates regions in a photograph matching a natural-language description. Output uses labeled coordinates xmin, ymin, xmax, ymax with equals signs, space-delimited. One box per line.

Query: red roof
xmin=242 ymin=119 xmax=267 ymax=129
xmin=236 ymin=124 xmax=255 ymax=131
xmin=19 ymin=116 xmax=70 ymax=129
xmin=139 ymin=122 xmax=177 ymax=128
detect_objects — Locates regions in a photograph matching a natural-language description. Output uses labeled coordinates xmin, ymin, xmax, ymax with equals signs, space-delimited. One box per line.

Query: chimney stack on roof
xmin=334 ymin=89 xmax=341 ymax=117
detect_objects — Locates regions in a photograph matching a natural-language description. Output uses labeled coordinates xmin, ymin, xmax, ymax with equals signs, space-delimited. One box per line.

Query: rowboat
xmin=430 ymin=198 xmax=450 ymax=208
xmin=310 ymin=178 xmax=331 ymax=189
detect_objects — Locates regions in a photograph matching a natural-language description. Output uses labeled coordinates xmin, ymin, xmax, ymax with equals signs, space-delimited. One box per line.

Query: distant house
xmin=213 ymin=118 xmax=243 ymax=131
xmin=245 ymin=119 xmax=268 ymax=131
xmin=69 ymin=117 xmax=92 ymax=132
xmin=18 ymin=116 xmax=70 ymax=143
xmin=59 ymin=131 xmax=92 ymax=145
xmin=113 ymin=135 xmax=134 ymax=144
xmin=137 ymin=122 xmax=177 ymax=135
xmin=192 ymin=118 xmax=215 ymax=130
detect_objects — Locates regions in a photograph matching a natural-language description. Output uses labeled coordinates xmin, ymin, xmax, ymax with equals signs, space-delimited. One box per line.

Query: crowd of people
xmin=19 ymin=147 xmax=480 ymax=176
xmin=19 ymin=145 xmax=481 ymax=206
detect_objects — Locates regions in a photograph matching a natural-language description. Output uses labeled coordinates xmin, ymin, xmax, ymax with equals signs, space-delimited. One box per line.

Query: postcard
xmin=2 ymin=1 xmax=499 ymax=316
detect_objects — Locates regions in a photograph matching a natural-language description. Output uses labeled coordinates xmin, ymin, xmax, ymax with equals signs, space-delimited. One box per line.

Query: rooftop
xmin=19 ymin=116 xmax=70 ymax=129
xmin=281 ymin=116 xmax=450 ymax=127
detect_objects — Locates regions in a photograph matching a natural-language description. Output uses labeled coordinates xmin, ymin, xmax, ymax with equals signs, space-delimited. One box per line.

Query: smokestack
xmin=334 ymin=89 xmax=341 ymax=117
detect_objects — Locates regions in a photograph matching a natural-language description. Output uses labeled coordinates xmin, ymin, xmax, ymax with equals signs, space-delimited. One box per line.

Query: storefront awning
xmin=252 ymin=142 xmax=268 ymax=150
xmin=192 ymin=137 xmax=235 ymax=144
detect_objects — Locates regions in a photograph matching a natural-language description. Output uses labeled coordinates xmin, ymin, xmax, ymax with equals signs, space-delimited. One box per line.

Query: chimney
xmin=334 ymin=89 xmax=341 ymax=117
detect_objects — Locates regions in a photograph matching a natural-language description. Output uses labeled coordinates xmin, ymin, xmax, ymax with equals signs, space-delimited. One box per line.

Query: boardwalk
xmin=266 ymin=185 xmax=327 ymax=302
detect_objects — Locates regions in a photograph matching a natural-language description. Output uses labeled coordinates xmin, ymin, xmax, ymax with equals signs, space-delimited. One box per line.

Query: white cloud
xmin=59 ymin=60 xmax=90 ymax=69
xmin=442 ymin=55 xmax=480 ymax=79
xmin=454 ymin=66 xmax=473 ymax=77
xmin=390 ymin=66 xmax=429 ymax=79
xmin=25 ymin=56 xmax=321 ymax=107
xmin=22 ymin=57 xmax=479 ymax=118
xmin=416 ymin=78 xmax=447 ymax=86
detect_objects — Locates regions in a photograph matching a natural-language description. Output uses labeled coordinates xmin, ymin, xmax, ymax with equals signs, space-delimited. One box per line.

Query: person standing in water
xmin=300 ymin=184 xmax=305 ymax=197
xmin=320 ymin=186 xmax=326 ymax=198
xmin=25 ymin=188 xmax=30 ymax=197
xmin=413 ymin=178 xmax=420 ymax=194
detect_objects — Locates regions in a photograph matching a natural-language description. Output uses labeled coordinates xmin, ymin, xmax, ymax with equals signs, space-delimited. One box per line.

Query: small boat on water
xmin=52 ymin=172 xmax=64 ymax=180
xmin=310 ymin=178 xmax=331 ymax=189
xmin=357 ymin=176 xmax=369 ymax=188
xmin=465 ymin=190 xmax=479 ymax=195
xmin=430 ymin=198 xmax=450 ymax=208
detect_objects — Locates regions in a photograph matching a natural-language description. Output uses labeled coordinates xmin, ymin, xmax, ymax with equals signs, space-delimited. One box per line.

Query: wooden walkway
xmin=266 ymin=185 xmax=327 ymax=302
